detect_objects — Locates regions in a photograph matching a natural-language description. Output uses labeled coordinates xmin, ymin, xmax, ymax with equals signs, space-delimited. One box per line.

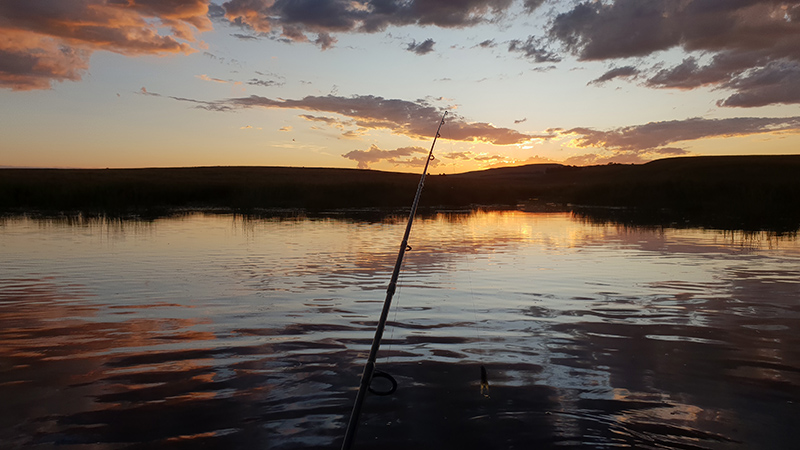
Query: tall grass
xmin=2 ymin=156 xmax=799 ymax=231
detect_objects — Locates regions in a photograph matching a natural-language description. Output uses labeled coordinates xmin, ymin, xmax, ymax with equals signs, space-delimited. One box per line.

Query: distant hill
xmin=2 ymin=156 xmax=799 ymax=230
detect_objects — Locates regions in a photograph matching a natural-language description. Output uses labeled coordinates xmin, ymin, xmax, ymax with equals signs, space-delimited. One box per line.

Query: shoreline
xmin=2 ymin=155 xmax=799 ymax=232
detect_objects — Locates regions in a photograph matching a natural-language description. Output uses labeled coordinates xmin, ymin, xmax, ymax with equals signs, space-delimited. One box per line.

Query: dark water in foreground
xmin=1 ymin=211 xmax=798 ymax=449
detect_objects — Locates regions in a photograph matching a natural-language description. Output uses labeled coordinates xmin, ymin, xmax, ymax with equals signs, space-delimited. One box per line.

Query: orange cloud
xmin=0 ymin=0 xmax=212 ymax=90
xmin=342 ymin=145 xmax=429 ymax=169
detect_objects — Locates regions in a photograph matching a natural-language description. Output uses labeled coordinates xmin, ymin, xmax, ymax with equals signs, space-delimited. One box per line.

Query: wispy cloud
xmin=565 ymin=116 xmax=800 ymax=154
xmin=137 ymin=86 xmax=234 ymax=112
xmin=141 ymin=83 xmax=800 ymax=163
xmin=212 ymin=94 xmax=541 ymax=145
xmin=508 ymin=36 xmax=561 ymax=63
xmin=196 ymin=74 xmax=242 ymax=85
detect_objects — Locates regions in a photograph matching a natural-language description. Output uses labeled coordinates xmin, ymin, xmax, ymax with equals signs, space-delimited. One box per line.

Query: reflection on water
xmin=1 ymin=211 xmax=799 ymax=449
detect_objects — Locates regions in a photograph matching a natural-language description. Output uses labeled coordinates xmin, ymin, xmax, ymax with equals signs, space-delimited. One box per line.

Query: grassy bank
xmin=2 ymin=155 xmax=799 ymax=230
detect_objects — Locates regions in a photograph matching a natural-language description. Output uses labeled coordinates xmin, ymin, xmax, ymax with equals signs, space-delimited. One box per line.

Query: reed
xmin=2 ymin=155 xmax=799 ymax=231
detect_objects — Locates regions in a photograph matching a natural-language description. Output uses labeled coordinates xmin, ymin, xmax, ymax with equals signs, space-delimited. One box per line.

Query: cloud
xmin=232 ymin=33 xmax=259 ymax=41
xmin=522 ymin=0 xmax=547 ymax=12
xmin=474 ymin=154 xmax=507 ymax=162
xmin=342 ymin=144 xmax=430 ymax=169
xmin=0 ymin=0 xmax=212 ymax=90
xmin=196 ymin=74 xmax=242 ymax=84
xmin=247 ymin=78 xmax=284 ymax=87
xmin=514 ymin=118 xmax=527 ymax=124
xmin=137 ymin=86 xmax=234 ymax=112
xmin=315 ymin=32 xmax=337 ymax=50
xmin=717 ymin=60 xmax=800 ymax=108
xmin=220 ymin=0 xmax=538 ymax=48
xmin=563 ymin=153 xmax=649 ymax=166
xmin=508 ymin=36 xmax=561 ymax=63
xmin=589 ymin=66 xmax=639 ymax=85
xmin=0 ymin=37 xmax=90 ymax=90
xmin=407 ymin=38 xmax=436 ymax=55
xmin=299 ymin=114 xmax=354 ymax=129
xmin=213 ymin=94 xmax=541 ymax=145
xmin=549 ymin=0 xmax=800 ymax=107
xmin=518 ymin=154 xmax=557 ymax=164
xmin=443 ymin=151 xmax=474 ymax=160
xmin=565 ymin=116 xmax=800 ymax=153
xmin=341 ymin=127 xmax=374 ymax=139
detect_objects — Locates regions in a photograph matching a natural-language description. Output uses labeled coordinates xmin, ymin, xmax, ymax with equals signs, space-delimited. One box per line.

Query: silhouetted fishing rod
xmin=341 ymin=111 xmax=447 ymax=450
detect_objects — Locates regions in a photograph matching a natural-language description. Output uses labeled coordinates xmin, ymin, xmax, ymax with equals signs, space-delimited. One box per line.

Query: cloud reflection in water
xmin=0 ymin=212 xmax=798 ymax=449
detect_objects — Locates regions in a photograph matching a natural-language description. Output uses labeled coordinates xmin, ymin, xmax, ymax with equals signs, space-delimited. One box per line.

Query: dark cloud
xmin=477 ymin=39 xmax=496 ymax=48
xmin=508 ymin=36 xmax=561 ymax=63
xmin=342 ymin=145 xmax=429 ymax=169
xmin=407 ymin=38 xmax=436 ymax=55
xmin=213 ymin=94 xmax=540 ymax=144
xmin=550 ymin=0 xmax=800 ymax=107
xmin=514 ymin=118 xmax=527 ymax=124
xmin=247 ymin=78 xmax=284 ymax=87
xmin=207 ymin=2 xmax=227 ymax=19
xmin=232 ymin=33 xmax=260 ymax=40
xmin=717 ymin=60 xmax=800 ymax=107
xmin=550 ymin=1 xmax=678 ymax=60
xmin=589 ymin=66 xmax=639 ymax=85
xmin=220 ymin=0 xmax=536 ymax=47
xmin=315 ymin=32 xmax=337 ymax=50
xmin=531 ymin=64 xmax=557 ymax=72
xmin=522 ymin=0 xmax=546 ymax=12
xmin=0 ymin=0 xmax=211 ymax=90
xmin=566 ymin=116 xmax=800 ymax=153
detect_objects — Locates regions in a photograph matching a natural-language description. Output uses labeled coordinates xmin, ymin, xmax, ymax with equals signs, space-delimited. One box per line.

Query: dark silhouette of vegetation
xmin=2 ymin=156 xmax=799 ymax=231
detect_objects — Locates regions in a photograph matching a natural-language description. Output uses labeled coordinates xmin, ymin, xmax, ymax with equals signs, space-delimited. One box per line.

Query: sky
xmin=1 ymin=0 xmax=799 ymax=173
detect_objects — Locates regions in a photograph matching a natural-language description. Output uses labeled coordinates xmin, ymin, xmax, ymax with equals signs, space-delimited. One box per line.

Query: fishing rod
xmin=341 ymin=110 xmax=447 ymax=450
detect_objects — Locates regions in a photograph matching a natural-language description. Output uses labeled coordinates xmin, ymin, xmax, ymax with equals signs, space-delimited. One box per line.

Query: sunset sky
xmin=2 ymin=0 xmax=799 ymax=172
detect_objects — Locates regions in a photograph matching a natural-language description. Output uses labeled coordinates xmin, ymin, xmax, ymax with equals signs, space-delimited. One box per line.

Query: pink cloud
xmin=0 ymin=0 xmax=212 ymax=90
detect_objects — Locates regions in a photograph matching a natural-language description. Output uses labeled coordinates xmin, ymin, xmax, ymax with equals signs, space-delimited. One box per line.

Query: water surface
xmin=1 ymin=211 xmax=798 ymax=449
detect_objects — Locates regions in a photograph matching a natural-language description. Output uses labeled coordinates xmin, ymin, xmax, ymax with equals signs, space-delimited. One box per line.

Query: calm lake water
xmin=1 ymin=211 xmax=798 ymax=449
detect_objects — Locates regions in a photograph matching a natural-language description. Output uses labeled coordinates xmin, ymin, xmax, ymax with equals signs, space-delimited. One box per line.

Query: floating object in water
xmin=480 ymin=365 xmax=490 ymax=398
